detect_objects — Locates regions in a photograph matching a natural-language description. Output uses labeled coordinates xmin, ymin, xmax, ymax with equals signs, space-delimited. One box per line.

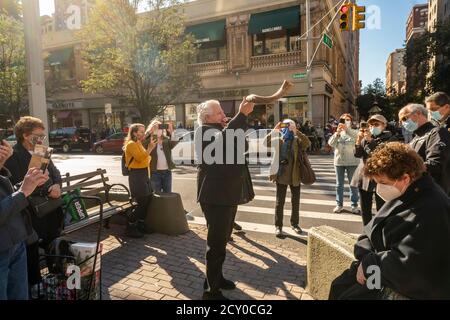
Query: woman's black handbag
xmin=28 ymin=195 xmax=64 ymax=219
xmin=239 ymin=166 xmax=255 ymax=205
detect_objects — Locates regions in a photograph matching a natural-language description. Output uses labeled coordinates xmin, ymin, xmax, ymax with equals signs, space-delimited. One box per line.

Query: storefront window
xmin=252 ymin=28 xmax=300 ymax=56
xmin=163 ymin=105 xmax=176 ymax=122
xmin=282 ymin=97 xmax=309 ymax=125
xmin=185 ymin=103 xmax=199 ymax=130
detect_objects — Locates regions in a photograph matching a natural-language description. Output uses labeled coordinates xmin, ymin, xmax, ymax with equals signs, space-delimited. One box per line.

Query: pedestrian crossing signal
xmin=352 ymin=5 xmax=366 ymax=30
xmin=339 ymin=5 xmax=350 ymax=31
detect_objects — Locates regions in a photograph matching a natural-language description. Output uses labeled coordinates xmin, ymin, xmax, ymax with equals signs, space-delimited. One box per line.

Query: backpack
xmin=121 ymin=152 xmax=134 ymax=176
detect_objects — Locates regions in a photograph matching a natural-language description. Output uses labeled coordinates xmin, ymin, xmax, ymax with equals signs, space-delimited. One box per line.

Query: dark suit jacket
xmin=410 ymin=122 xmax=450 ymax=195
xmin=354 ymin=175 xmax=450 ymax=299
xmin=196 ymin=113 xmax=253 ymax=206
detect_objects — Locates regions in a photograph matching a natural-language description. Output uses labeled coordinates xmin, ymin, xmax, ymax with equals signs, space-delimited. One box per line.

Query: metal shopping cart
xmin=35 ymin=195 xmax=103 ymax=300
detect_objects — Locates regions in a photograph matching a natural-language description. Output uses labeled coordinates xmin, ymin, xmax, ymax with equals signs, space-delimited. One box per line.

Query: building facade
xmin=386 ymin=49 xmax=406 ymax=96
xmin=406 ymin=3 xmax=429 ymax=43
xmin=428 ymin=0 xmax=450 ymax=32
xmin=427 ymin=0 xmax=450 ymax=85
xmin=41 ymin=0 xmax=360 ymax=131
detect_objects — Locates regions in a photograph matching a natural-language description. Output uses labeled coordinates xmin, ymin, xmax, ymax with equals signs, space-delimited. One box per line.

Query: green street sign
xmin=323 ymin=33 xmax=333 ymax=49
xmin=293 ymin=73 xmax=307 ymax=79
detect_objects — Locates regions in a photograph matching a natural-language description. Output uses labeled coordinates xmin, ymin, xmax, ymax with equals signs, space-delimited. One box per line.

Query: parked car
xmin=93 ymin=132 xmax=126 ymax=154
xmin=5 ymin=135 xmax=17 ymax=147
xmin=49 ymin=127 xmax=92 ymax=153
xmin=172 ymin=131 xmax=195 ymax=165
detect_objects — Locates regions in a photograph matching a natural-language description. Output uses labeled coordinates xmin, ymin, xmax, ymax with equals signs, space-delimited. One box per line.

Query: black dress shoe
xmin=233 ymin=222 xmax=242 ymax=231
xmin=220 ymin=279 xmax=236 ymax=290
xmin=292 ymin=225 xmax=303 ymax=235
xmin=202 ymin=291 xmax=229 ymax=300
xmin=203 ymin=279 xmax=236 ymax=290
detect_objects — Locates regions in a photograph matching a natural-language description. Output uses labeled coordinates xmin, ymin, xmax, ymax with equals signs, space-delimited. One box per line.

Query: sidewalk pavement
xmin=66 ymin=223 xmax=312 ymax=300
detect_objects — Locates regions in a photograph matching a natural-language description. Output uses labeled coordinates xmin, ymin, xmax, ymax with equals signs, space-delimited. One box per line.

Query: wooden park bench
xmin=60 ymin=169 xmax=134 ymax=234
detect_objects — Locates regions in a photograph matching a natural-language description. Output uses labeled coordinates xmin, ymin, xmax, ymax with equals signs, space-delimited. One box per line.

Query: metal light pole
xmin=305 ymin=0 xmax=313 ymax=124
xmin=22 ymin=0 xmax=49 ymax=143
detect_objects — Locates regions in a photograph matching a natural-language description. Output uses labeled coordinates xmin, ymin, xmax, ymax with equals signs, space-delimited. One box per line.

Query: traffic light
xmin=339 ymin=4 xmax=350 ymax=31
xmin=352 ymin=5 xmax=366 ymax=30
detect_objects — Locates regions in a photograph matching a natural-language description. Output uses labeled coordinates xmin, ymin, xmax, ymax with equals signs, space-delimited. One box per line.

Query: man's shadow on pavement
xmin=225 ymin=232 xmax=306 ymax=300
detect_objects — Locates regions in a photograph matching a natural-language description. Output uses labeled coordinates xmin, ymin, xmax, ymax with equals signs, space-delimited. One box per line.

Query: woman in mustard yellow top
xmin=124 ymin=123 xmax=156 ymax=237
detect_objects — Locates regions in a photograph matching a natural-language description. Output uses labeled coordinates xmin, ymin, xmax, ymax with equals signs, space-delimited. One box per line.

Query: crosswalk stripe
xmin=253 ymin=195 xmax=352 ymax=207
xmin=188 ymin=216 xmax=310 ymax=238
xmin=238 ymin=205 xmax=361 ymax=222
xmin=252 ymin=185 xmax=350 ymax=196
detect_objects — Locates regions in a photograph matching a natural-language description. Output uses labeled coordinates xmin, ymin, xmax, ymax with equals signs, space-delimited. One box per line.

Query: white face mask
xmin=345 ymin=120 xmax=352 ymax=128
xmin=376 ymin=180 xmax=405 ymax=202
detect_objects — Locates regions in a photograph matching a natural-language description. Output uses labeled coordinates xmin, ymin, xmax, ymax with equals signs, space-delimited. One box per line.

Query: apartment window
xmin=252 ymin=28 xmax=300 ymax=56
xmin=196 ymin=41 xmax=227 ymax=63
xmin=46 ymin=48 xmax=75 ymax=82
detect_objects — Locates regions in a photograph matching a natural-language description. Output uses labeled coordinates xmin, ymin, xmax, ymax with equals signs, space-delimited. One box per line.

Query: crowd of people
xmin=1 ymin=89 xmax=449 ymax=300
xmin=194 ymin=91 xmax=449 ymax=300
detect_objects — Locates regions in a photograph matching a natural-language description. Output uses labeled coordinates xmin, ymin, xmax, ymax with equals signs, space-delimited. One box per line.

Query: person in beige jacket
xmin=328 ymin=113 xmax=361 ymax=214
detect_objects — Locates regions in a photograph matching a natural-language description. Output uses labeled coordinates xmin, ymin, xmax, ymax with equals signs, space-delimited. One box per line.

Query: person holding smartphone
xmin=1 ymin=138 xmax=49 ymax=300
xmin=124 ymin=123 xmax=157 ymax=237
xmin=264 ymin=119 xmax=311 ymax=238
xmin=144 ymin=120 xmax=179 ymax=194
xmin=354 ymin=114 xmax=397 ymax=225
xmin=328 ymin=114 xmax=360 ymax=214
xmin=4 ymin=116 xmax=64 ymax=298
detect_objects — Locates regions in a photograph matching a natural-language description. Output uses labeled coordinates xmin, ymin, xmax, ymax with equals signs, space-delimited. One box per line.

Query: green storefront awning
xmin=47 ymin=47 xmax=73 ymax=66
xmin=249 ymin=6 xmax=300 ymax=34
xmin=185 ymin=20 xmax=226 ymax=43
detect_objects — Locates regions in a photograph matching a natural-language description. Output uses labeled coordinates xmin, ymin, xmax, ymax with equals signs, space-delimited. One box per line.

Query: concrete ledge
xmin=306 ymin=226 xmax=358 ymax=300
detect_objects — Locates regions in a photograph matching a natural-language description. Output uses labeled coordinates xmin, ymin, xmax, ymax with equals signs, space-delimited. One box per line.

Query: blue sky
xmin=359 ymin=0 xmax=427 ymax=88
xmin=39 ymin=0 xmax=428 ymax=88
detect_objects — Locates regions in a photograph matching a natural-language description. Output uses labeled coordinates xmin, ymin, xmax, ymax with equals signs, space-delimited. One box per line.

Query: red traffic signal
xmin=340 ymin=5 xmax=349 ymax=14
xmin=339 ymin=5 xmax=350 ymax=31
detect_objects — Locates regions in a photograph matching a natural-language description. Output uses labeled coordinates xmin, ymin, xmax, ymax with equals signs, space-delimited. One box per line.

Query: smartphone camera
xmin=360 ymin=122 xmax=368 ymax=129
xmin=159 ymin=124 xmax=169 ymax=130
xmin=339 ymin=118 xmax=346 ymax=124
xmin=280 ymin=123 xmax=289 ymax=129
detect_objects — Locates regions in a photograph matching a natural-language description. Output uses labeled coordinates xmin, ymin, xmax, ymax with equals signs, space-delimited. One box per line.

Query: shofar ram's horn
xmin=245 ymin=80 xmax=294 ymax=104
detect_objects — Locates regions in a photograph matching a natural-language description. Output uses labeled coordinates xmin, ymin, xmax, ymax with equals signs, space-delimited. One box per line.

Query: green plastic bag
xmin=63 ymin=189 xmax=88 ymax=224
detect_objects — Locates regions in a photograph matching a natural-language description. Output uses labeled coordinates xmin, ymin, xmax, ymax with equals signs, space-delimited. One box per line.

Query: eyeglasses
xmin=30 ymin=134 xmax=47 ymax=141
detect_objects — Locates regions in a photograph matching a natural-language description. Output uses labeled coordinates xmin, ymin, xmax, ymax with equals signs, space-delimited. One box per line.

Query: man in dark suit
xmin=196 ymin=98 xmax=254 ymax=300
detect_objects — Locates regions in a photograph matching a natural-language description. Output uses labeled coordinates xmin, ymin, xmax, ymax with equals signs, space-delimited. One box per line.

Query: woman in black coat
xmin=4 ymin=117 xmax=64 ymax=292
xmin=330 ymin=142 xmax=450 ymax=300
xmin=354 ymin=115 xmax=397 ymax=225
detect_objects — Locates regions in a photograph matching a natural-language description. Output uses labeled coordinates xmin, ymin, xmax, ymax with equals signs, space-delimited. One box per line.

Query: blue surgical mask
xmin=430 ymin=110 xmax=443 ymax=121
xmin=370 ymin=127 xmax=381 ymax=137
xmin=402 ymin=119 xmax=419 ymax=133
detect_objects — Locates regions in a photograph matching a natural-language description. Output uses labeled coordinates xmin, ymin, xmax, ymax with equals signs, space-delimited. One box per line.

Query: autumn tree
xmin=78 ymin=0 xmax=200 ymax=122
xmin=0 ymin=9 xmax=27 ymax=124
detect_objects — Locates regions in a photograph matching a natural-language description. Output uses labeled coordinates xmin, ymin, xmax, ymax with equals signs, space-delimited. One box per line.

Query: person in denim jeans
xmin=0 ymin=140 xmax=49 ymax=300
xmin=328 ymin=114 xmax=360 ymax=214
xmin=145 ymin=120 xmax=179 ymax=194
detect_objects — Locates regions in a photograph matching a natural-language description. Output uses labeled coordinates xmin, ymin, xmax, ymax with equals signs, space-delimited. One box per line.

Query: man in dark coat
xmin=426 ymin=92 xmax=450 ymax=132
xmin=195 ymin=98 xmax=254 ymax=300
xmin=399 ymin=104 xmax=450 ymax=195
